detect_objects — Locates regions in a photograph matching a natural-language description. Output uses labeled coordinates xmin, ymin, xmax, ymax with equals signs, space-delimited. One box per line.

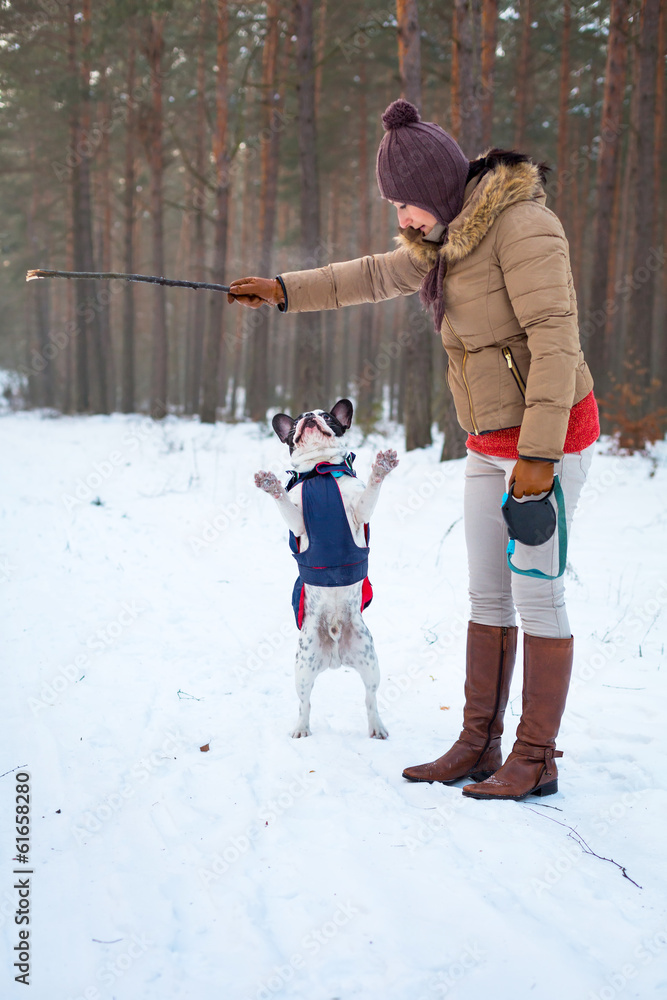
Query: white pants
xmin=464 ymin=445 xmax=594 ymax=638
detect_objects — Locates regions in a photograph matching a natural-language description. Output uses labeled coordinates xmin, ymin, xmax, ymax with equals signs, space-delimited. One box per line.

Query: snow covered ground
xmin=1 ymin=410 xmax=666 ymax=1000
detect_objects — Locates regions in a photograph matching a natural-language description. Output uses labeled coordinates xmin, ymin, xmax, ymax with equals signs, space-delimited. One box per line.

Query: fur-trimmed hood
xmin=395 ymin=150 xmax=548 ymax=267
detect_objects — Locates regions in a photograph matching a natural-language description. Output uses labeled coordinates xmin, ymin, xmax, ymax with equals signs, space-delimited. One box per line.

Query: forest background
xmin=0 ymin=0 xmax=664 ymax=457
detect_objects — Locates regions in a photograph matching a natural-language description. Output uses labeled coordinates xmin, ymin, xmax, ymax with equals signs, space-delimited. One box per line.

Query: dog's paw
xmin=369 ymin=723 xmax=389 ymax=740
xmin=371 ymin=450 xmax=399 ymax=483
xmin=291 ymin=725 xmax=311 ymax=739
xmin=255 ymin=470 xmax=283 ymax=498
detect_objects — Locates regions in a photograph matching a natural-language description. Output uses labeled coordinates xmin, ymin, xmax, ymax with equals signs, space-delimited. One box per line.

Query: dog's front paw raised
xmin=371 ymin=449 xmax=399 ymax=484
xmin=255 ymin=470 xmax=283 ymax=498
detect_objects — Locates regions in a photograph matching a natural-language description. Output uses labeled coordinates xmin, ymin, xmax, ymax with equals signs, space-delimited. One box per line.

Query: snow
xmin=1 ymin=410 xmax=666 ymax=1000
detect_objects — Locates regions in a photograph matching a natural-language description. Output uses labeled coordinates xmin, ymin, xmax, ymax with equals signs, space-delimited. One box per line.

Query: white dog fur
xmin=255 ymin=401 xmax=398 ymax=739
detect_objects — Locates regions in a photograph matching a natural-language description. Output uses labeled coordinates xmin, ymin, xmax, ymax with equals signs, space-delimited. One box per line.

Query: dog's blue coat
xmin=287 ymin=459 xmax=371 ymax=627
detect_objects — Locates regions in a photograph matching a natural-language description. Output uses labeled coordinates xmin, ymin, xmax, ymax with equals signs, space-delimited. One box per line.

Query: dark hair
xmin=466 ymin=148 xmax=551 ymax=186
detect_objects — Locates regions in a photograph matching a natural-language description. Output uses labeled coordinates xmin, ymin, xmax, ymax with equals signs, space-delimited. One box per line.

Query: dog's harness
xmin=286 ymin=453 xmax=373 ymax=628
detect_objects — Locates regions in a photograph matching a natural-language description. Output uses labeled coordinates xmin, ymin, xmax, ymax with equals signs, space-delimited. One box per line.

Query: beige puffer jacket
xmin=279 ymin=156 xmax=594 ymax=461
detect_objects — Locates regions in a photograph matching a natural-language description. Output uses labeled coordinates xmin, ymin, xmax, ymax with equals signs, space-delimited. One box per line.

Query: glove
xmin=509 ymin=458 xmax=554 ymax=499
xmin=227 ymin=276 xmax=285 ymax=309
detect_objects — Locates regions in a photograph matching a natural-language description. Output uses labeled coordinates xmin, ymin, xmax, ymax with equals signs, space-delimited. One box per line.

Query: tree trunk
xmin=586 ymin=0 xmax=629 ymax=388
xmin=571 ymin=67 xmax=598 ymax=309
xmin=200 ymin=1 xmax=230 ymax=424
xmin=397 ymin=0 xmax=421 ymax=108
xmin=315 ymin=0 xmax=327 ymax=115
xmin=64 ymin=184 xmax=75 ymax=414
xmin=454 ymin=0 xmax=483 ymax=156
xmin=481 ymin=0 xmax=497 ymax=148
xmin=396 ymin=0 xmax=433 ymax=451
xmin=356 ymin=61 xmax=375 ymax=428
xmin=513 ymin=0 xmax=532 ymax=149
xmin=69 ymin=0 xmax=99 ymax=413
xmin=293 ymin=0 xmax=323 ymax=413
xmin=555 ymin=0 xmax=571 ymax=229
xmin=652 ymin=4 xmax=666 ymax=402
xmin=186 ymin=0 xmax=207 ymax=416
xmin=627 ymin=0 xmax=660 ymax=390
xmin=610 ymin=22 xmax=639 ymax=383
xmin=27 ymin=177 xmax=54 ymax=408
xmin=143 ymin=13 xmax=168 ymax=418
xmin=443 ymin=0 xmax=477 ymax=458
xmin=97 ymin=61 xmax=115 ymax=411
xmin=248 ymin=0 xmax=281 ymax=421
xmin=122 ymin=30 xmax=136 ymax=414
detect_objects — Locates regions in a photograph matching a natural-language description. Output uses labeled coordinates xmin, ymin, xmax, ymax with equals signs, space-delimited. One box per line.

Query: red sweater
xmin=466 ymin=391 xmax=600 ymax=460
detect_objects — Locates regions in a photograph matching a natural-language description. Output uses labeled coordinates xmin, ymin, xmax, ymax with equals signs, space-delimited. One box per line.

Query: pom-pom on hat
xmin=376 ymin=99 xmax=470 ymax=228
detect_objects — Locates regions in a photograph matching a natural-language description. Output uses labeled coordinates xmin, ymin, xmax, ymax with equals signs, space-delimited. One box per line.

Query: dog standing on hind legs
xmin=255 ymin=399 xmax=397 ymax=739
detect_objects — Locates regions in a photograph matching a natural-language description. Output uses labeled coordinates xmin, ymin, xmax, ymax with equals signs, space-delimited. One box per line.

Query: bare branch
xmin=26 ymin=269 xmax=230 ymax=293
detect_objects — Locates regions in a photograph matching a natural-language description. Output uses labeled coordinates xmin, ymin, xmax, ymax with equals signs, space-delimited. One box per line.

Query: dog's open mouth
xmin=294 ymin=416 xmax=333 ymax=446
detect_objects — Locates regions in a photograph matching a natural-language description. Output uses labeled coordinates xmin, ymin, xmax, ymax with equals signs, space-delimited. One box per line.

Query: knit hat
xmin=376 ymin=99 xmax=470 ymax=226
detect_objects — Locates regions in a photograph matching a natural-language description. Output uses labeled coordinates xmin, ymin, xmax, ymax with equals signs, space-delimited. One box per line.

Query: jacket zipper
xmin=443 ymin=312 xmax=479 ymax=434
xmin=502 ymin=346 xmax=527 ymax=399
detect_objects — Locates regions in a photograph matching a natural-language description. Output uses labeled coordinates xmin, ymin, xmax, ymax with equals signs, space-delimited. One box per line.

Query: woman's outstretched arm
xmin=227 ymin=244 xmax=429 ymax=313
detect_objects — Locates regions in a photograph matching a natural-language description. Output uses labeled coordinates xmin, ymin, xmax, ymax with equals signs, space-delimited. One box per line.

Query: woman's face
xmin=390 ymin=200 xmax=438 ymax=235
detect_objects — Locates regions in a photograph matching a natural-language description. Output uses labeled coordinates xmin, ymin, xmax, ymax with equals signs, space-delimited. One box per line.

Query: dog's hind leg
xmin=292 ymin=630 xmax=317 ymax=738
xmin=339 ymin=619 xmax=388 ymax=739
xmin=291 ymin=623 xmax=330 ymax=738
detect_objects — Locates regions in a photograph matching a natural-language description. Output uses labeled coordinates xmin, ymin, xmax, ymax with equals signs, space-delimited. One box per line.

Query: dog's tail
xmin=327 ymin=620 xmax=342 ymax=643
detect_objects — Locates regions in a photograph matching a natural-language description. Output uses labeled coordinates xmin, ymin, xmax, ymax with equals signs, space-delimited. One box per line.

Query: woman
xmin=228 ymin=99 xmax=599 ymax=802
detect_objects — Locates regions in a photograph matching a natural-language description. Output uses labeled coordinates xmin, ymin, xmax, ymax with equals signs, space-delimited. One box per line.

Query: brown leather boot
xmin=402 ymin=622 xmax=517 ymax=784
xmin=462 ymin=633 xmax=574 ymax=800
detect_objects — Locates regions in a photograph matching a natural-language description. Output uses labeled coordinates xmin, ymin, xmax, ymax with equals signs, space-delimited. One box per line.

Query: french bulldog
xmin=255 ymin=399 xmax=398 ymax=739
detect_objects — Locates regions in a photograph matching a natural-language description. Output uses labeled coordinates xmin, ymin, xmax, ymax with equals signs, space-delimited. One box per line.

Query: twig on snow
xmin=525 ymin=806 xmax=642 ymax=889
xmin=0 ymin=765 xmax=28 ymax=779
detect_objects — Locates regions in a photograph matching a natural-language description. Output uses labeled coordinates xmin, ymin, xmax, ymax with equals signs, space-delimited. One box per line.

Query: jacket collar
xmin=395 ymin=155 xmax=546 ymax=267
xmin=286 ymin=453 xmax=356 ymax=492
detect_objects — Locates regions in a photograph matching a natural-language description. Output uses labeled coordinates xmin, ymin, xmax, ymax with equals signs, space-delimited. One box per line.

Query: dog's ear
xmin=330 ymin=399 xmax=353 ymax=433
xmin=272 ymin=413 xmax=295 ymax=443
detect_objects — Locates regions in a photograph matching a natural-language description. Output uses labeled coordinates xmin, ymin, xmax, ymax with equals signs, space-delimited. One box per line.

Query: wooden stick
xmin=26 ymin=268 xmax=231 ymax=293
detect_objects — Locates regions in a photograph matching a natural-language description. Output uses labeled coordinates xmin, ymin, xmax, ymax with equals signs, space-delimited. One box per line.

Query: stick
xmin=26 ymin=268 xmax=230 ymax=293
xmin=524 ymin=806 xmax=643 ymax=889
